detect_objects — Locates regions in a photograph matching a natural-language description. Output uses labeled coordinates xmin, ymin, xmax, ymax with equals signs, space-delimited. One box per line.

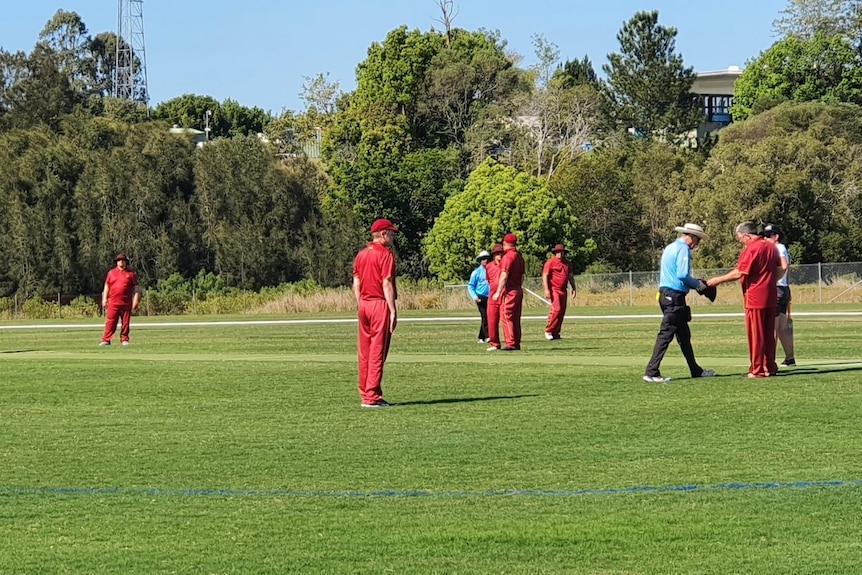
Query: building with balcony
xmin=691 ymin=65 xmax=743 ymax=142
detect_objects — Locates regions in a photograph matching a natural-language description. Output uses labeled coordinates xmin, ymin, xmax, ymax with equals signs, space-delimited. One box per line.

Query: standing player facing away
xmin=708 ymin=221 xmax=780 ymax=378
xmin=484 ymin=244 xmax=504 ymax=351
xmin=353 ymin=218 xmax=399 ymax=408
xmin=100 ymin=253 xmax=140 ymax=347
xmin=644 ymin=224 xmax=716 ymax=383
xmin=762 ymin=224 xmax=795 ymax=366
xmin=467 ymin=250 xmax=491 ymax=343
xmin=491 ymin=233 xmax=525 ymax=351
xmin=542 ymin=244 xmax=577 ymax=340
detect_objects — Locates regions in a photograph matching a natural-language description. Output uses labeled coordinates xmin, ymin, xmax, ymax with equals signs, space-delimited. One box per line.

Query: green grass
xmin=2 ymin=312 xmax=862 ymax=573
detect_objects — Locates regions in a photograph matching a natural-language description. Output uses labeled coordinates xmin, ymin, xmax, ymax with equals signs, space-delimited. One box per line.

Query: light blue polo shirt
xmin=659 ymin=238 xmax=700 ymax=293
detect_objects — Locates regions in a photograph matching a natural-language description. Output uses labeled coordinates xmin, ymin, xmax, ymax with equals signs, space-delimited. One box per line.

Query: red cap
xmin=503 ymin=233 xmax=517 ymax=245
xmin=370 ymin=218 xmax=399 ymax=234
xmin=115 ymin=253 xmax=128 ymax=262
xmin=490 ymin=243 xmax=504 ymax=255
xmin=552 ymin=244 xmax=566 ymax=253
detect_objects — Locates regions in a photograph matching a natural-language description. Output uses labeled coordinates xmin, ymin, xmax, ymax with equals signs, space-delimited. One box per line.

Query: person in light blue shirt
xmin=467 ymin=250 xmax=491 ymax=343
xmin=644 ymin=223 xmax=716 ymax=383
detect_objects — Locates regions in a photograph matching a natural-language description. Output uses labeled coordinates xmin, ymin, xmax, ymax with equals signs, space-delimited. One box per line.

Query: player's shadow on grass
xmin=774 ymin=365 xmax=862 ymax=376
xmin=0 ymin=350 xmax=35 ymax=354
xmin=395 ymin=394 xmax=539 ymax=406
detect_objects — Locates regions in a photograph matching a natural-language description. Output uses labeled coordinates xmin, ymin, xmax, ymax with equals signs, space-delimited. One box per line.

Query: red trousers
xmin=357 ymin=299 xmax=392 ymax=403
xmin=501 ymin=288 xmax=523 ymax=349
xmin=746 ymin=307 xmax=778 ymax=376
xmin=544 ymin=290 xmax=568 ymax=337
xmin=487 ymin=299 xmax=501 ymax=348
xmin=103 ymin=305 xmax=132 ymax=343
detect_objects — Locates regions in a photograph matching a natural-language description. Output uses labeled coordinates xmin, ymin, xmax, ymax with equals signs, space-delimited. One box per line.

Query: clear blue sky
xmin=2 ymin=0 xmax=788 ymax=114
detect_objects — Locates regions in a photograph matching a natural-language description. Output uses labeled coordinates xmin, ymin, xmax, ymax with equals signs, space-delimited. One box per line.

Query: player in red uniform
xmin=541 ymin=244 xmax=577 ymax=340
xmin=100 ymin=253 xmax=140 ymax=346
xmin=707 ymin=222 xmax=780 ymax=377
xmin=484 ymin=244 xmax=504 ymax=351
xmin=353 ymin=218 xmax=399 ymax=407
xmin=491 ymin=233 xmax=525 ymax=351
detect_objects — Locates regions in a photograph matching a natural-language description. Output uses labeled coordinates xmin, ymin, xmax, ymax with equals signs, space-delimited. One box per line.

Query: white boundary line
xmin=1 ymin=311 xmax=861 ymax=330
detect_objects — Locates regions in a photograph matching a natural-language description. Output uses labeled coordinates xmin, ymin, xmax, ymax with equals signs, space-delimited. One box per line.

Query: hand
xmin=389 ymin=310 xmax=398 ymax=333
xmin=695 ymin=279 xmax=708 ymax=294
xmin=474 ymin=297 xmax=481 ymax=303
xmin=706 ymin=278 xmax=717 ymax=287
xmin=543 ymin=289 xmax=551 ymax=299
xmin=492 ymin=293 xmax=500 ymax=302
xmin=571 ymin=289 xmax=577 ymax=300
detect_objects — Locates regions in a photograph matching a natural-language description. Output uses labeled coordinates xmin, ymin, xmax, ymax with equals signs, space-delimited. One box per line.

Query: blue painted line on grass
xmin=2 ymin=479 xmax=861 ymax=499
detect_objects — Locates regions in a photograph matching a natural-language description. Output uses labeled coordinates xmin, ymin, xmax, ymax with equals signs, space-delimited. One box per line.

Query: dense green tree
xmin=551 ymin=147 xmax=643 ymax=270
xmin=152 ymin=94 xmax=271 ymax=139
xmin=194 ymin=137 xmax=322 ymax=288
xmin=38 ymin=9 xmax=96 ymax=98
xmin=424 ymin=159 xmax=595 ymax=280
xmin=0 ymin=127 xmax=83 ymax=295
xmin=554 ymin=55 xmax=599 ymax=89
xmin=324 ymin=25 xmax=519 ymax=276
xmin=685 ymin=102 xmax=862 ymax=266
xmin=551 ymin=141 xmax=704 ymax=271
xmin=602 ymin=10 xmax=703 ymax=138
xmin=418 ymin=29 xmax=522 ymax=150
xmin=731 ymin=33 xmax=862 ymax=121
xmin=0 ymin=44 xmax=80 ymax=130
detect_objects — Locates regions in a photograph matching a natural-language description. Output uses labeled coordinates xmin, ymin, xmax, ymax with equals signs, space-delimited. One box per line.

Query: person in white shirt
xmin=762 ymin=224 xmax=795 ymax=366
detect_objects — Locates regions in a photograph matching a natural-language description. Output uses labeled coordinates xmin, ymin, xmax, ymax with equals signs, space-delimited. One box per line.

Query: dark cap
xmin=490 ymin=243 xmax=504 ymax=255
xmin=503 ymin=233 xmax=517 ymax=245
xmin=115 ymin=253 xmax=128 ymax=262
xmin=370 ymin=218 xmax=399 ymax=234
xmin=762 ymin=224 xmax=782 ymax=238
xmin=551 ymin=244 xmax=567 ymax=253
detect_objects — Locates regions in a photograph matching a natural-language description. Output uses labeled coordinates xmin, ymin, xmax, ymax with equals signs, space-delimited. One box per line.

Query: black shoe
xmin=781 ymin=358 xmax=796 ymax=366
xmin=361 ymin=400 xmax=391 ymax=408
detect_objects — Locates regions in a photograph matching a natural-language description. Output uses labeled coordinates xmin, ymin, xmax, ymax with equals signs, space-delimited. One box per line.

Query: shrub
xmin=0 ymin=297 xmax=12 ymax=318
xmin=22 ymin=297 xmax=58 ymax=319
xmin=69 ymin=296 xmax=100 ymax=318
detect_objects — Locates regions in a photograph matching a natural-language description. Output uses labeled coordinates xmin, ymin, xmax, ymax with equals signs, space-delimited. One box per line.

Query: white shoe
xmin=643 ymin=375 xmax=672 ymax=383
xmin=121 ymin=341 xmax=130 ymax=347
xmin=486 ymin=346 xmax=499 ymax=352
xmin=98 ymin=341 xmax=110 ymax=347
xmin=698 ymin=369 xmax=715 ymax=377
xmin=544 ymin=332 xmax=554 ymax=340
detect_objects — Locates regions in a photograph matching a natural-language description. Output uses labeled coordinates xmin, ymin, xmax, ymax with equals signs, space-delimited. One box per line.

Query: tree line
xmin=2 ymin=1 xmax=862 ymax=297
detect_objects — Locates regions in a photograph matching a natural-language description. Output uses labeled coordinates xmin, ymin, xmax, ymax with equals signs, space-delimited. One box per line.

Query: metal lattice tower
xmin=113 ymin=0 xmax=149 ymax=103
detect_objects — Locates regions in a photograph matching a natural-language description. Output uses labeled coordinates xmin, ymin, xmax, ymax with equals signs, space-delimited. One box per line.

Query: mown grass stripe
xmin=3 ymin=479 xmax=860 ymax=499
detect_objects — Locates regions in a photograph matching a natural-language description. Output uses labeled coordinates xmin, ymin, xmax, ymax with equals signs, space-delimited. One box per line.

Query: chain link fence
xmin=2 ymin=262 xmax=861 ymax=319
xmin=444 ymin=262 xmax=862 ymax=310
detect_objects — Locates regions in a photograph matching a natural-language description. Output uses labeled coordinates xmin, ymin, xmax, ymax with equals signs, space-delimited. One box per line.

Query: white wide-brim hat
xmin=475 ymin=250 xmax=491 ymax=262
xmin=674 ymin=223 xmax=709 ymax=241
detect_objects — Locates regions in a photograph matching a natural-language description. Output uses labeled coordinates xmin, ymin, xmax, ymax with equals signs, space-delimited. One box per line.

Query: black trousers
xmin=645 ymin=288 xmax=703 ymax=377
xmin=476 ymin=296 xmax=488 ymax=340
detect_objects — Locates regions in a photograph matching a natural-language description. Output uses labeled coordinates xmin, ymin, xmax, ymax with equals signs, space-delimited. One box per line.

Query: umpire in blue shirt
xmin=644 ymin=223 xmax=716 ymax=383
xmin=468 ymin=250 xmax=492 ymax=343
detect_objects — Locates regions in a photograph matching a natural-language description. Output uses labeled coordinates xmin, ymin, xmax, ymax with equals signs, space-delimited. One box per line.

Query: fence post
xmin=818 ymin=262 xmax=823 ymax=303
xmin=58 ymin=292 xmax=61 ymax=318
xmin=629 ymin=270 xmax=634 ymax=306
